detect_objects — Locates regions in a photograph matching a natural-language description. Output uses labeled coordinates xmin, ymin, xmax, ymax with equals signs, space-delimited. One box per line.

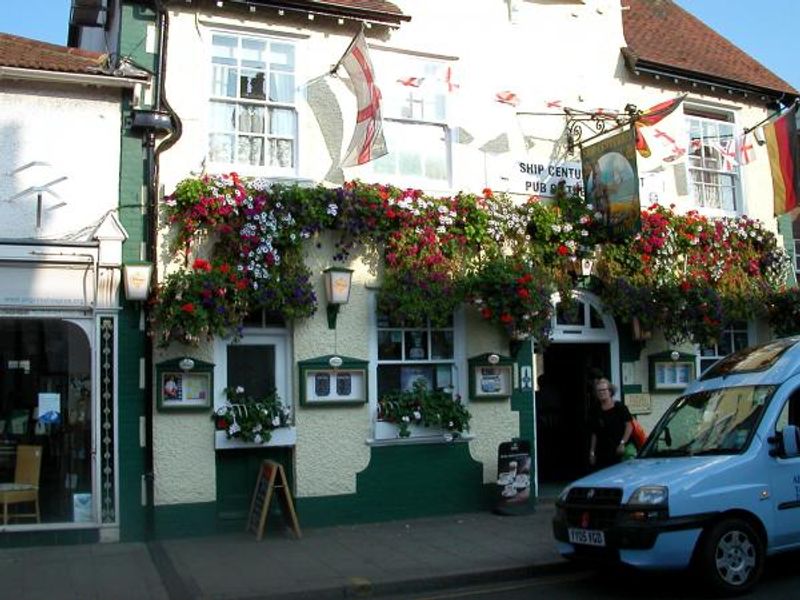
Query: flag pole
xmin=743 ymin=98 xmax=800 ymax=135
xmin=330 ymin=23 xmax=365 ymax=76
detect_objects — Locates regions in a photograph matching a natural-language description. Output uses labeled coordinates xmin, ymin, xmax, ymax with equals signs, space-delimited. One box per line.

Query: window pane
xmin=430 ymin=330 xmax=453 ymax=359
xmin=240 ymin=69 xmax=266 ymax=100
xmin=211 ymin=65 xmax=237 ymax=98
xmin=267 ymin=139 xmax=294 ymax=168
xmin=227 ymin=345 xmax=275 ymax=397
xmin=270 ymin=43 xmax=294 ymax=71
xmin=237 ymin=136 xmax=264 ymax=166
xmin=238 ymin=105 xmax=264 ymax=133
xmin=270 ymin=72 xmax=295 ymax=103
xmin=241 ymin=38 xmax=267 ymax=67
xmin=269 ymin=108 xmax=295 ymax=136
xmin=211 ymin=35 xmax=237 ymax=62
xmin=378 ymin=330 xmax=402 ymax=360
xmin=401 ymin=366 xmax=434 ymax=391
xmin=435 ymin=365 xmax=453 ymax=390
xmin=404 ymin=331 xmax=428 ymax=360
xmin=209 ymin=133 xmax=234 ymax=162
xmin=590 ymin=306 xmax=604 ymax=328
xmin=209 ymin=102 xmax=236 ymax=131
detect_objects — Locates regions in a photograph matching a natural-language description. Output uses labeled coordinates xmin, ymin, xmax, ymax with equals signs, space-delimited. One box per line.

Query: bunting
xmin=763 ymin=103 xmax=800 ymax=215
xmin=634 ymin=95 xmax=687 ymax=158
xmin=336 ymin=29 xmax=388 ymax=167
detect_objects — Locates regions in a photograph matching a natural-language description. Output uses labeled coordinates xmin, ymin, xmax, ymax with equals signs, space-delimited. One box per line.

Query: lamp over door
xmin=323 ymin=267 xmax=353 ymax=329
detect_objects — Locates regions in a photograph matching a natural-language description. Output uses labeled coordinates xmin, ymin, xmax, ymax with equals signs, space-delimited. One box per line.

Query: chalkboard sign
xmin=247 ymin=460 xmax=302 ymax=541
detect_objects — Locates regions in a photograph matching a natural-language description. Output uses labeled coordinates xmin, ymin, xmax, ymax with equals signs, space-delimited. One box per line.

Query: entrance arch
xmin=536 ymin=291 xmax=619 ymax=486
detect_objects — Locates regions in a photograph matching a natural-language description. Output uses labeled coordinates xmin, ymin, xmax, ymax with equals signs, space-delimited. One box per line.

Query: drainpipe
xmin=139 ymin=0 xmax=182 ymax=539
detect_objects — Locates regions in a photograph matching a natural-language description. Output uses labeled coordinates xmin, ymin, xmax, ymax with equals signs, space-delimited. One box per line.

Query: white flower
xmin=402 ymin=415 xmax=411 ymax=423
xmin=236 ymin=386 xmax=245 ymax=394
xmin=228 ymin=422 xmax=241 ymax=436
xmin=272 ymin=416 xmax=281 ymax=427
xmin=413 ymin=410 xmax=422 ymax=421
xmin=253 ymin=434 xmax=263 ymax=444
xmin=253 ymin=424 xmax=262 ymax=433
xmin=448 ymin=421 xmax=454 ymax=428
xmin=326 ymin=203 xmax=338 ymax=216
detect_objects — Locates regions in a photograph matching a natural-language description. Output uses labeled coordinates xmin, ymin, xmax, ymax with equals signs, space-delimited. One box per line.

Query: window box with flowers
xmin=213 ymin=386 xmax=295 ymax=449
xmin=375 ymin=380 xmax=471 ymax=442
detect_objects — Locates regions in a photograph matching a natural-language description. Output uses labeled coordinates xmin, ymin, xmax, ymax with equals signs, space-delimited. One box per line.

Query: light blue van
xmin=553 ymin=337 xmax=800 ymax=594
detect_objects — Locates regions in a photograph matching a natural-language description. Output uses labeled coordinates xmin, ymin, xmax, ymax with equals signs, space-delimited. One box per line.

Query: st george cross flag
xmin=763 ymin=103 xmax=800 ymax=215
xmin=337 ymin=29 xmax=387 ymax=167
xmin=736 ymin=133 xmax=756 ymax=165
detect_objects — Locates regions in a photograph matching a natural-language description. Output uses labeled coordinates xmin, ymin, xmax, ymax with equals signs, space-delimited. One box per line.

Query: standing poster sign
xmin=494 ymin=439 xmax=532 ymax=515
xmin=581 ymin=128 xmax=641 ymax=240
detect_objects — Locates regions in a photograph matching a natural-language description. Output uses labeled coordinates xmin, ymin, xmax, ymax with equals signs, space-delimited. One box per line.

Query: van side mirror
xmin=771 ymin=425 xmax=800 ymax=458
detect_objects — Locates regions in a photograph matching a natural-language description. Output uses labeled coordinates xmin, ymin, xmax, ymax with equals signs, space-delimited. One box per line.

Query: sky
xmin=0 ymin=0 xmax=798 ymax=91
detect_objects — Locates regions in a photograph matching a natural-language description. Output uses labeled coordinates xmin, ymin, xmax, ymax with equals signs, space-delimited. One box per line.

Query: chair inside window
xmin=0 ymin=445 xmax=42 ymax=525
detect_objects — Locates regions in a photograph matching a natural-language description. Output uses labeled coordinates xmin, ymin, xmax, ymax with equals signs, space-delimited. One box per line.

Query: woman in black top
xmin=589 ymin=378 xmax=633 ymax=470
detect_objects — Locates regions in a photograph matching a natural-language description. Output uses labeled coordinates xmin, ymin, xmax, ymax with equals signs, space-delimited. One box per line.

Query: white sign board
xmin=510 ymin=160 xmax=583 ymax=196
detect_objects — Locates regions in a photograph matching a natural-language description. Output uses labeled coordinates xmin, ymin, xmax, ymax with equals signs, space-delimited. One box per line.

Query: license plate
xmin=568 ymin=527 xmax=606 ymax=547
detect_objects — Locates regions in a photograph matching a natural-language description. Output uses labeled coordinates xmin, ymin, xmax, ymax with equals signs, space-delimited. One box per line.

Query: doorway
xmin=536 ymin=342 xmax=610 ymax=485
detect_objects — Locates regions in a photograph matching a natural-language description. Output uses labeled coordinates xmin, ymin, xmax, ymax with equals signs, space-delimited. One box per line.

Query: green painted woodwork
xmin=296 ymin=442 xmax=489 ymax=527
xmin=616 ymin=319 xmax=646 ymax=361
xmin=215 ymin=447 xmax=293 ymax=524
xmin=153 ymin=502 xmax=218 ymax=538
xmin=0 ymin=528 xmax=99 ymax=548
xmin=115 ymin=2 xmax=158 ymax=542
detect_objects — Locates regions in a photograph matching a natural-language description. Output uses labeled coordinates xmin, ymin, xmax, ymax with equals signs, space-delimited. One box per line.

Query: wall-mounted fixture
xmin=122 ymin=262 xmax=153 ymax=302
xmin=323 ymin=267 xmax=353 ymax=329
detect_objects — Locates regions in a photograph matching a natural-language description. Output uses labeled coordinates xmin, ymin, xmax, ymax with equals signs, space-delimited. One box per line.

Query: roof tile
xmin=622 ymin=0 xmax=797 ymax=96
xmin=0 ymin=32 xmax=106 ymax=75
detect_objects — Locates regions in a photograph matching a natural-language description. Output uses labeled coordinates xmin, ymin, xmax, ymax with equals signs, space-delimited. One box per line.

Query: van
xmin=552 ymin=337 xmax=800 ymax=594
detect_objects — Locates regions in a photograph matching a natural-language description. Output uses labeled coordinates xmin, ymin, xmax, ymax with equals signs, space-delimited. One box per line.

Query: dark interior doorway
xmin=536 ymin=343 xmax=611 ymax=484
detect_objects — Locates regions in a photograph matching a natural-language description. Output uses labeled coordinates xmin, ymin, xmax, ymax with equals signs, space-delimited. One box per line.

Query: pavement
xmin=0 ymin=499 xmax=570 ymax=600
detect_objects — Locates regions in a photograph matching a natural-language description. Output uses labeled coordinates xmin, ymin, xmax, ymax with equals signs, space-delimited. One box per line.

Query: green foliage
xmin=378 ymin=380 xmax=471 ymax=438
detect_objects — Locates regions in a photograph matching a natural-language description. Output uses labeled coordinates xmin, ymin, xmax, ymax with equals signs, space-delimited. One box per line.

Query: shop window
xmin=699 ymin=321 xmax=750 ymax=374
xmin=209 ymin=32 xmax=297 ymax=172
xmin=685 ymin=105 xmax=740 ymax=212
xmin=794 ymin=239 xmax=800 ymax=275
xmin=0 ymin=319 xmax=92 ymax=525
xmin=359 ymin=52 xmax=452 ymax=187
xmin=376 ymin=313 xmax=455 ymax=399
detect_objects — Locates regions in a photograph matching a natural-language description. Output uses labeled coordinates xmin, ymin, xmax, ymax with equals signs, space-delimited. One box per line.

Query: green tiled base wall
xmin=0 ymin=528 xmax=100 ymax=548
xmin=155 ymin=441 xmax=491 ymax=538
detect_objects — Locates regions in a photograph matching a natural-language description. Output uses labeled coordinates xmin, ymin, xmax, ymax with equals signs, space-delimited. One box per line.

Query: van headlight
xmin=628 ymin=485 xmax=668 ymax=506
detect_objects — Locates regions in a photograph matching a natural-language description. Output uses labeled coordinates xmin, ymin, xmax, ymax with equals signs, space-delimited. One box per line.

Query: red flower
xmin=180 ymin=303 xmax=195 ymax=314
xmin=556 ymin=244 xmax=569 ymax=256
xmin=500 ymin=313 xmax=514 ymax=324
xmin=482 ymin=187 xmax=494 ymax=198
xmin=235 ymin=279 xmax=248 ymax=290
xmin=517 ymin=288 xmax=530 ymax=299
xmin=480 ymin=307 xmax=493 ymax=319
xmin=216 ymin=418 xmax=228 ymax=429
xmin=192 ymin=258 xmax=212 ymax=272
xmin=219 ymin=263 xmax=231 ymax=274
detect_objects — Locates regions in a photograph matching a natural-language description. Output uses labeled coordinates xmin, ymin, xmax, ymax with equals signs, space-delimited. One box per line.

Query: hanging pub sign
xmin=581 ymin=128 xmax=641 ymax=240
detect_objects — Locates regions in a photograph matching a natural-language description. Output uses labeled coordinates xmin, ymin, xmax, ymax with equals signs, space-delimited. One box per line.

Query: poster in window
xmin=474 ymin=365 xmax=511 ymax=398
xmin=401 ymin=367 xmax=433 ymax=392
xmin=336 ymin=373 xmax=352 ymax=396
xmin=314 ymin=373 xmax=330 ymax=397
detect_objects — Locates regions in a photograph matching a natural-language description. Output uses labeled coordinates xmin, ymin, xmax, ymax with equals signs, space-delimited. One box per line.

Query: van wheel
xmin=698 ymin=518 xmax=764 ymax=595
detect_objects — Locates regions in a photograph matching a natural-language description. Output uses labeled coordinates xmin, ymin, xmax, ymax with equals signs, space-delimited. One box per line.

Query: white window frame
xmin=352 ymin=51 xmax=454 ymax=191
xmin=368 ymin=292 xmax=467 ymax=443
xmin=207 ymin=29 xmax=299 ymax=177
xmin=213 ymin=327 xmax=296 ymax=449
xmin=698 ymin=321 xmax=752 ymax=375
xmin=684 ymin=104 xmax=742 ymax=216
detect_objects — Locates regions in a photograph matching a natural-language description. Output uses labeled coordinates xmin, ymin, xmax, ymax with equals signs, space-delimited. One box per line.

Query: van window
xmin=775 ymin=391 xmax=800 ymax=433
xmin=700 ymin=338 xmax=795 ymax=380
xmin=643 ymin=385 xmax=775 ymax=457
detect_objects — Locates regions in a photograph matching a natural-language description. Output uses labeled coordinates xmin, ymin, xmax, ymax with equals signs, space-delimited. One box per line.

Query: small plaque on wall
xmin=156 ymin=357 xmax=214 ymax=411
xmin=298 ymin=355 xmax=368 ymax=406
xmin=468 ymin=353 xmax=514 ymax=401
xmin=625 ymin=393 xmax=652 ymax=415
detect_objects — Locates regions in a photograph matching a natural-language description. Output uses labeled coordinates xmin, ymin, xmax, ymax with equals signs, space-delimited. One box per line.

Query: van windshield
xmin=641 ymin=385 xmax=776 ymax=458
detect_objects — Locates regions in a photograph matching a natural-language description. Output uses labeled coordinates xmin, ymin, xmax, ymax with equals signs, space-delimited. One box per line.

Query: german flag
xmin=764 ymin=103 xmax=800 ymax=215
xmin=634 ymin=95 xmax=687 ymax=158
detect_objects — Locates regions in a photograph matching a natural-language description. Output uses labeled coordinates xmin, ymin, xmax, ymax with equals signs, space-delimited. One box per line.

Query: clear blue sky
xmin=0 ymin=0 xmax=797 ymax=91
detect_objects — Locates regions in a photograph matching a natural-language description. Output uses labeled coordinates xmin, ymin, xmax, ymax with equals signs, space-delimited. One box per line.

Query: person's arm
xmin=617 ymin=421 xmax=633 ymax=455
xmin=589 ymin=433 xmax=597 ymax=465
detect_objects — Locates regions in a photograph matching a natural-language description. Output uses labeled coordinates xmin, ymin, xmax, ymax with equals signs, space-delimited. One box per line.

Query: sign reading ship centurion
xmin=511 ymin=160 xmax=583 ymax=196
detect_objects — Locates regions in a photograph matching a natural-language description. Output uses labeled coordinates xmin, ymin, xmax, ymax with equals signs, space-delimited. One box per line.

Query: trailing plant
xmin=378 ymin=380 xmax=471 ymax=438
xmin=213 ymin=386 xmax=292 ymax=444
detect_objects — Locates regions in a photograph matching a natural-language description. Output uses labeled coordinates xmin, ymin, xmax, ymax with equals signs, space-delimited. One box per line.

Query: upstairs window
xmin=699 ymin=321 xmax=750 ymax=374
xmin=686 ymin=106 xmax=740 ymax=212
xmin=208 ymin=32 xmax=297 ymax=171
xmin=361 ymin=52 xmax=453 ymax=187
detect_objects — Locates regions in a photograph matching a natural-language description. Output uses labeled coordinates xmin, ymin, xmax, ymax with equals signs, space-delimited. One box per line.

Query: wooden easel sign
xmin=247 ymin=460 xmax=302 ymax=541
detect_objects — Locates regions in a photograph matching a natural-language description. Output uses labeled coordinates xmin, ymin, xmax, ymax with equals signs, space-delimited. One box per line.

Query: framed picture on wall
xmin=156 ymin=357 xmax=214 ymax=411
